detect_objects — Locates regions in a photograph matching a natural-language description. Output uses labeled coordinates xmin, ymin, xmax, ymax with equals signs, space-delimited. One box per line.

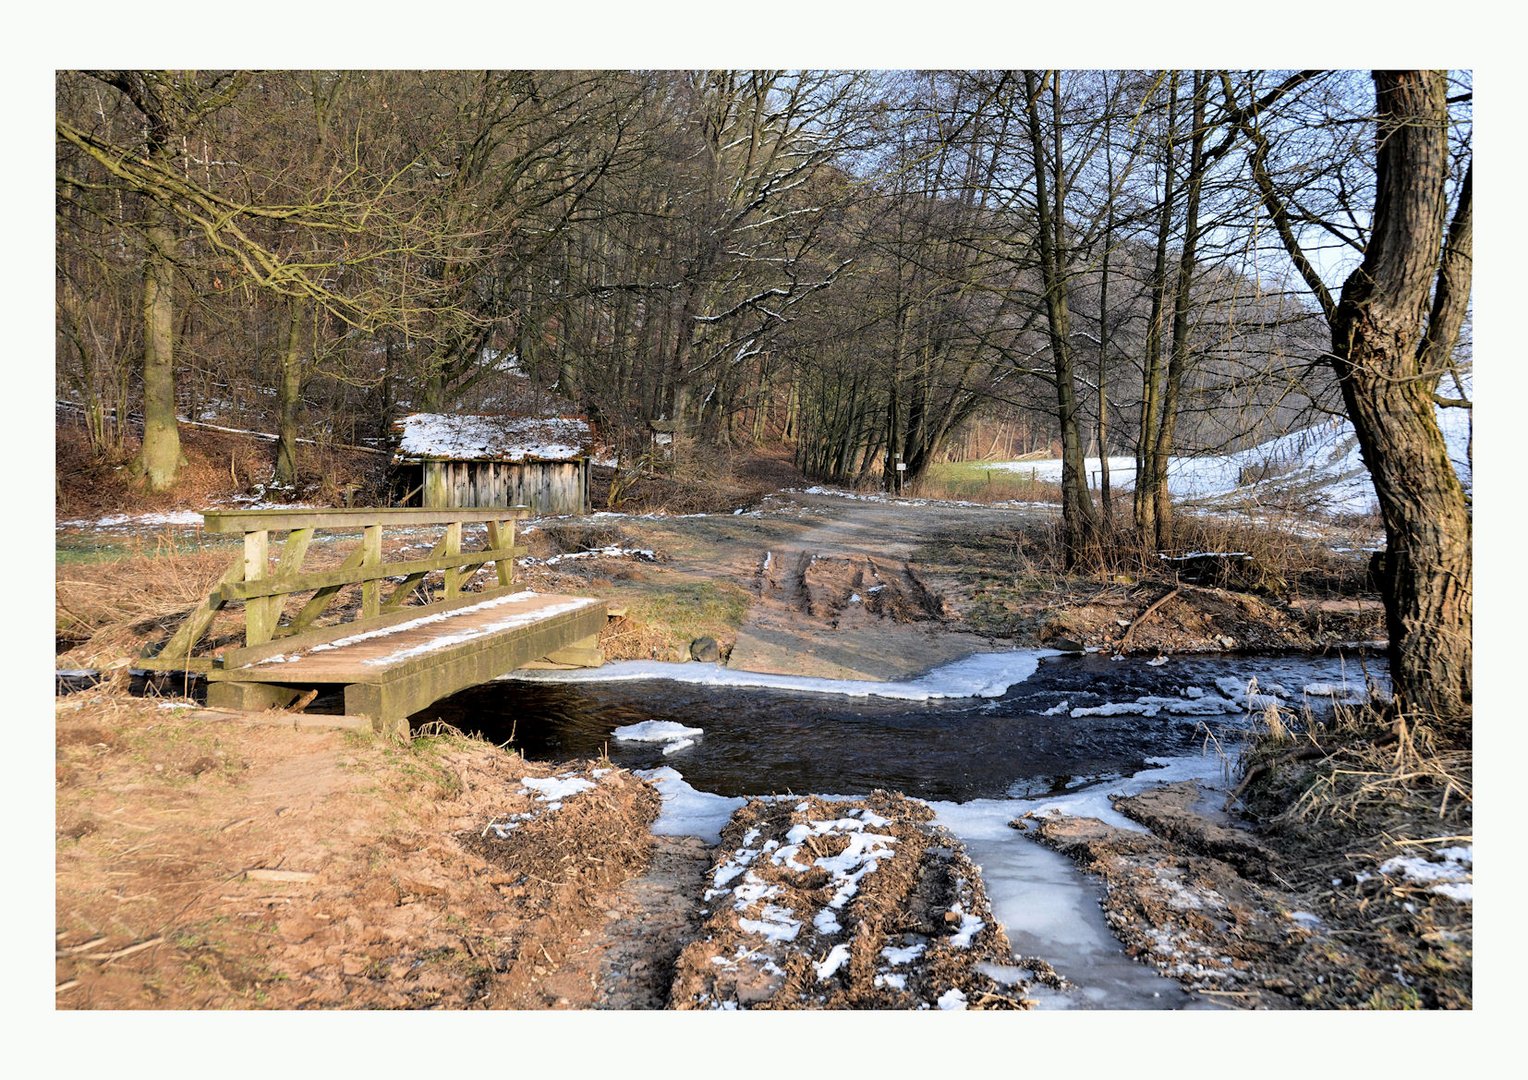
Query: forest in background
xmin=55 ymin=69 xmax=1473 ymax=719
xmin=58 ymin=71 xmax=1471 ymax=488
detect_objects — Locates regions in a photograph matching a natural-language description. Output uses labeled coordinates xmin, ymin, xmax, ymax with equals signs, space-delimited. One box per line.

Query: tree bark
xmin=1150 ymin=71 xmax=1209 ymax=549
xmin=1134 ymin=72 xmax=1179 ymax=539
xmin=1024 ymin=70 xmax=1099 ymax=566
xmin=1329 ymin=70 xmax=1471 ymax=721
xmin=275 ymin=299 xmax=306 ymax=486
xmin=136 ymin=202 xmax=181 ymax=492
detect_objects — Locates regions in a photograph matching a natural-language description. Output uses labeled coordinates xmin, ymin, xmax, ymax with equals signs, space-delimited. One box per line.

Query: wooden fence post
xmin=443 ymin=521 xmax=463 ymax=598
xmin=486 ymin=519 xmax=515 ymax=588
xmin=244 ymin=529 xmax=272 ymax=646
xmin=361 ymin=524 xmax=383 ymax=619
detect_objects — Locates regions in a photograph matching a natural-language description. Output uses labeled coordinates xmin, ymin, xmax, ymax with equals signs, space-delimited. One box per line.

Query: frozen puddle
xmin=932 ymin=799 xmax=1199 ymax=1009
xmin=934 ymin=752 xmax=1230 ymax=1009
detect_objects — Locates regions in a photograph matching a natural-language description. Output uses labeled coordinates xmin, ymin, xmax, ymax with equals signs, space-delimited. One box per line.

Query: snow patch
xmin=636 ymin=766 xmax=745 ymax=844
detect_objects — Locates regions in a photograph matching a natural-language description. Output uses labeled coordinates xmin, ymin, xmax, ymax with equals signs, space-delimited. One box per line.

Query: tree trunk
xmin=1024 ymin=70 xmax=1098 ymax=566
xmin=275 ymin=300 xmax=306 ymax=486
xmin=1150 ymin=71 xmax=1209 ymax=549
xmin=1097 ymin=92 xmax=1117 ymax=525
xmin=1135 ymin=72 xmax=1179 ymax=539
xmin=1330 ymin=71 xmax=1471 ymax=722
xmin=135 ymin=203 xmax=181 ymax=492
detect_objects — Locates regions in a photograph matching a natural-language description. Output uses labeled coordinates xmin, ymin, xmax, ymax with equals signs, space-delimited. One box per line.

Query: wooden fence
xmin=141 ymin=506 xmax=530 ymax=672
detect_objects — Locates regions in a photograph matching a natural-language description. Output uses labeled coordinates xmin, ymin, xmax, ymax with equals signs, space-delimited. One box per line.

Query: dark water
xmin=417 ymin=650 xmax=1386 ymax=802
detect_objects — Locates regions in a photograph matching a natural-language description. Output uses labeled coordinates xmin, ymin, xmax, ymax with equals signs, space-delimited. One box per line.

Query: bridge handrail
xmin=141 ymin=505 xmax=533 ymax=670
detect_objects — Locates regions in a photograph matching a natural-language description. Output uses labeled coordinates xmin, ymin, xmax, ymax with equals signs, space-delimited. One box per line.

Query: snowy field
xmin=989 ymin=406 xmax=1472 ymax=518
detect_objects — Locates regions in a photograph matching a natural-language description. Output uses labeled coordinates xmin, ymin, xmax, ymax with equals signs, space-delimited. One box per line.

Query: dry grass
xmin=983 ymin=509 xmax=1370 ymax=602
xmin=1277 ymin=709 xmax=1472 ymax=827
xmin=55 ymin=542 xmax=242 ymax=666
xmin=593 ymin=441 xmax=806 ymax=515
xmin=910 ymin=460 xmax=1064 ymax=504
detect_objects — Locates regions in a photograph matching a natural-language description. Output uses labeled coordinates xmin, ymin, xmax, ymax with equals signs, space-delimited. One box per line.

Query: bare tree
xmin=1228 ymin=69 xmax=1472 ymax=723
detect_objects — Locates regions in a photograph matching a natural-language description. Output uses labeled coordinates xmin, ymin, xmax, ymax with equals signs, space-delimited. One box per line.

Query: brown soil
xmin=55 ymin=694 xmax=658 ymax=1009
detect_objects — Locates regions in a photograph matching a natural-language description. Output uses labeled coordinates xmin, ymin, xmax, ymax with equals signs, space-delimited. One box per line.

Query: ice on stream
xmin=509 ymin=649 xmax=1062 ymax=701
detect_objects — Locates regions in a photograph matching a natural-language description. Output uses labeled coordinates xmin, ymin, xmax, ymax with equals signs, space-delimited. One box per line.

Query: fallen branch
xmin=56 ymin=936 xmax=109 ymax=956
xmin=94 ymin=936 xmax=165 ymax=962
xmin=1116 ymin=586 xmax=1180 ymax=653
xmin=244 ymin=868 xmax=318 ymax=883
xmin=282 ymin=689 xmax=320 ymax=714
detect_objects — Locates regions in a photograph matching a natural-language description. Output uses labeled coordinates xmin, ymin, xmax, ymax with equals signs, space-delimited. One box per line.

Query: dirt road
xmin=724 ymin=492 xmax=1044 ymax=679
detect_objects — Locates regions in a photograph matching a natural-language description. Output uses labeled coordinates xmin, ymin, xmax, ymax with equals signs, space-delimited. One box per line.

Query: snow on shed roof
xmin=395 ymin=413 xmax=592 ymax=463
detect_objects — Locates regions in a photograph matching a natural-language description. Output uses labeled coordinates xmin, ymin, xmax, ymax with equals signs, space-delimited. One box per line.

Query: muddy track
xmin=594 ymin=835 xmax=714 ymax=1008
xmin=726 ymin=493 xmax=1046 ymax=680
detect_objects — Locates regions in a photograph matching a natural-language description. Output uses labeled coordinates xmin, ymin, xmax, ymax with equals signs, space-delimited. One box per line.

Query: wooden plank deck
xmin=205 ymin=590 xmax=606 ymax=731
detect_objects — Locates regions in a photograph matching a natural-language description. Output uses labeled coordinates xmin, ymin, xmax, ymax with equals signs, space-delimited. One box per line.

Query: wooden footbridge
xmin=139 ymin=507 xmax=608 ymax=732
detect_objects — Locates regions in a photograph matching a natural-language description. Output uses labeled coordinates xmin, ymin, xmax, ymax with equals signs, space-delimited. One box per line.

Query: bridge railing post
xmin=244 ymin=529 xmax=272 ymax=646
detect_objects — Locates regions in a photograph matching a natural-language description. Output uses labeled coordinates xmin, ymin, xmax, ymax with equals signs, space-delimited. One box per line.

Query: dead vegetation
xmin=591 ymin=441 xmax=808 ymax=515
xmin=1027 ymin=700 xmax=1472 ymax=1009
xmin=920 ymin=511 xmax=1386 ymax=653
xmin=55 ymin=693 xmax=660 ymax=1009
xmin=56 ymin=415 xmax=386 ymax=520
xmin=670 ymin=792 xmax=1029 ymax=1010
xmin=56 ymin=541 xmax=242 ymax=666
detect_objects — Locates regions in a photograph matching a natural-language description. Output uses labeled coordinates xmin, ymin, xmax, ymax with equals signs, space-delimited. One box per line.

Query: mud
xmin=594 ymin=834 xmax=714 ymax=1008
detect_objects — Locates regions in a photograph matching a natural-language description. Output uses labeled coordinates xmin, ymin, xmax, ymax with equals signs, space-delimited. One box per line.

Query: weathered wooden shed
xmin=393 ymin=413 xmax=593 ymax=514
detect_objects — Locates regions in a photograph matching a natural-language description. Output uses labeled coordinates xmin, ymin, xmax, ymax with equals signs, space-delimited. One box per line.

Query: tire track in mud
xmin=593 ymin=835 xmax=714 ymax=1009
xmin=728 ymin=493 xmax=1037 ymax=679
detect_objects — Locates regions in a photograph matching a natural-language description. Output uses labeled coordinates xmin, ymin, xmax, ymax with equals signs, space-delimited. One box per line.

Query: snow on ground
xmin=989 ymin=405 xmax=1470 ymax=518
xmin=1378 ymin=845 xmax=1473 ymax=903
xmin=518 ymin=546 xmax=655 ymax=567
xmin=59 ymin=499 xmax=322 ymax=530
xmin=484 ymin=770 xmax=599 ymax=836
xmin=507 ymin=650 xmax=1061 ymax=701
xmin=799 ymin=485 xmax=1056 ymax=513
xmin=520 ymin=774 xmax=596 ymax=806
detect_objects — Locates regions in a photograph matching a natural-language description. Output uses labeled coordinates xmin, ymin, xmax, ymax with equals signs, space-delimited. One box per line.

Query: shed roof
xmin=394 ymin=413 xmax=592 ymax=463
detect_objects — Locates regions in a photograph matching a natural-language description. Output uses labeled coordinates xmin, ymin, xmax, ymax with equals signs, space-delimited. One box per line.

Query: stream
xmin=421 ymin=649 xmax=1387 ymax=1010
